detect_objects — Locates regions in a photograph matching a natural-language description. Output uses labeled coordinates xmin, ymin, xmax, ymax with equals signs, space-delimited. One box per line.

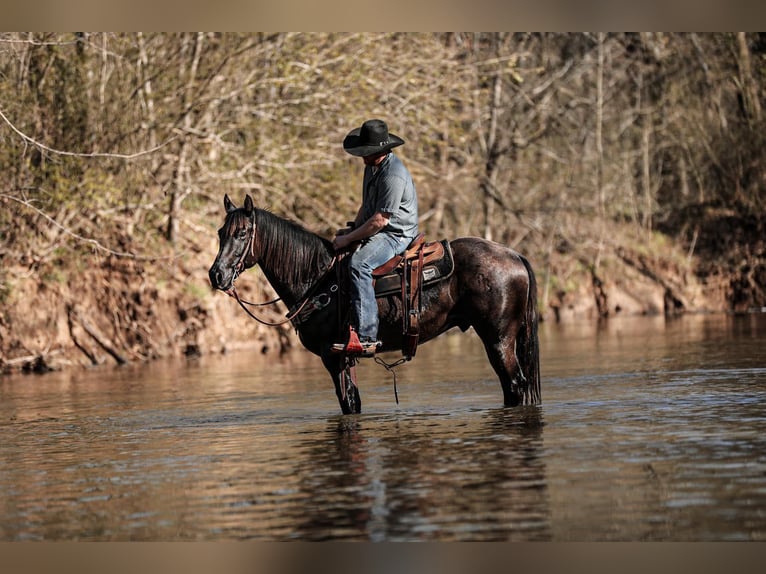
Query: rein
xmin=228 ymin=286 xmax=305 ymax=327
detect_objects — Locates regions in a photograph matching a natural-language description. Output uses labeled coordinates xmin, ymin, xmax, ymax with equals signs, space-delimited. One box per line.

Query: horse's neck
xmin=250 ymin=213 xmax=334 ymax=306
xmin=256 ymin=266 xmax=301 ymax=307
xmin=256 ymin=256 xmax=333 ymax=309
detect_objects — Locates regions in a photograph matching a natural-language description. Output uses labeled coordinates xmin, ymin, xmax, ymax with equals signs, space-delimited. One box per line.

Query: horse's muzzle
xmin=209 ymin=264 xmax=233 ymax=292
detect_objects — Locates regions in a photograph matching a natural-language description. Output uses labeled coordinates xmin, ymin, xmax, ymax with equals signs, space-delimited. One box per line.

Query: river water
xmin=1 ymin=313 xmax=765 ymax=541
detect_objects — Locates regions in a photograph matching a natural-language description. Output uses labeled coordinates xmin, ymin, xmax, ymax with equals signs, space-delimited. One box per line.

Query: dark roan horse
xmin=208 ymin=194 xmax=541 ymax=414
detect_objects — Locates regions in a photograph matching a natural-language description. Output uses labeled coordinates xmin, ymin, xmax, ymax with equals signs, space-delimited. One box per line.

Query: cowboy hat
xmin=343 ymin=119 xmax=405 ymax=157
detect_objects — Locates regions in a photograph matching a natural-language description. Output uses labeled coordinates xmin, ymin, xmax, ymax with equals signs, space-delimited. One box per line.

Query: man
xmin=332 ymin=119 xmax=419 ymax=355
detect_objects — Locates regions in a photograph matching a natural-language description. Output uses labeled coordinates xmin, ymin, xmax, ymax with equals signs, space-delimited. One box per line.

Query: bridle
xmin=227 ymin=213 xmax=257 ymax=286
xmin=223 ymin=212 xmax=336 ymax=327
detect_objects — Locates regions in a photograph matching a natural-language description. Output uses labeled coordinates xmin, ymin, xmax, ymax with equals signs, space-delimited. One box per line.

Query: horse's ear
xmin=244 ymin=194 xmax=254 ymax=214
xmin=224 ymin=194 xmax=237 ymax=213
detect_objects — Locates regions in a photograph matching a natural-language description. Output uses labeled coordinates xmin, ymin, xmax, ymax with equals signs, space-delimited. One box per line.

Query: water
xmin=1 ymin=313 xmax=765 ymax=541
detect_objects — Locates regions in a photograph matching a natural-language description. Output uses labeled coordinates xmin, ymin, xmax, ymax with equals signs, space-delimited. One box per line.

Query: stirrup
xmin=331 ymin=327 xmax=380 ymax=356
xmin=331 ymin=340 xmax=380 ymax=356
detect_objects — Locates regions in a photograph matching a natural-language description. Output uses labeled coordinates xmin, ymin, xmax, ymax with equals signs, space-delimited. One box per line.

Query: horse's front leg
xmin=322 ymin=352 xmax=362 ymax=415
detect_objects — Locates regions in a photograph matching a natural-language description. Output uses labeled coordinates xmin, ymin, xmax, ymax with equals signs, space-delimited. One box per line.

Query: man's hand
xmin=332 ymin=233 xmax=353 ymax=252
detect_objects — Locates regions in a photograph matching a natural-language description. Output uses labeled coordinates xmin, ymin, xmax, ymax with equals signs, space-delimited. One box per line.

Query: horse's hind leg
xmin=322 ymin=353 xmax=362 ymax=415
xmin=479 ymin=333 xmax=525 ymax=407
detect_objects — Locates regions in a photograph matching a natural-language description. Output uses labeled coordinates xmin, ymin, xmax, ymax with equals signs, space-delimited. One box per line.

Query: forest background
xmin=1 ymin=32 xmax=764 ymax=373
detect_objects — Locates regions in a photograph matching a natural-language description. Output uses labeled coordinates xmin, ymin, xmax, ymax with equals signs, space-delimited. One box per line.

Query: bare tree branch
xmin=0 ymin=106 xmax=176 ymax=160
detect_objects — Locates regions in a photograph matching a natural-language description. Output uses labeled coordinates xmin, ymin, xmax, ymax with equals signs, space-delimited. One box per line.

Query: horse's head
xmin=208 ymin=194 xmax=256 ymax=293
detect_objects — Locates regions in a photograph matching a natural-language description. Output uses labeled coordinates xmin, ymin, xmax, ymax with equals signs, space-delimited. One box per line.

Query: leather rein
xmin=224 ymin=214 xmax=336 ymax=327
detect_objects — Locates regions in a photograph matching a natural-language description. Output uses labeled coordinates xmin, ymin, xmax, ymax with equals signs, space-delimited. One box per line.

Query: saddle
xmin=371 ymin=233 xmax=453 ymax=359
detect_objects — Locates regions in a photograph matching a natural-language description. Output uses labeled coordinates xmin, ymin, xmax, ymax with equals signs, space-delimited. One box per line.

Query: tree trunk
xmin=166 ymin=32 xmax=203 ymax=243
xmin=596 ymin=32 xmax=605 ymax=222
xmin=482 ymin=68 xmax=503 ymax=242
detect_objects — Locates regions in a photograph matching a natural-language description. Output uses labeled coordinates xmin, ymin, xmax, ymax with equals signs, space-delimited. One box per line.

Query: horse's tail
xmin=518 ymin=255 xmax=541 ymax=405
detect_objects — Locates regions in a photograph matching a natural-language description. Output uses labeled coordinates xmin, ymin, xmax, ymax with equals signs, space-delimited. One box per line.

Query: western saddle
xmin=371 ymin=232 xmax=444 ymax=359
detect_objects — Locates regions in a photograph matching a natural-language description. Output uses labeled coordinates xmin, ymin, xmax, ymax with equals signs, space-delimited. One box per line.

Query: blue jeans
xmin=348 ymin=232 xmax=412 ymax=340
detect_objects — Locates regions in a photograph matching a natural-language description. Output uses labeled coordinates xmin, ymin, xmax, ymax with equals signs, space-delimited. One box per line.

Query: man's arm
xmin=333 ymin=211 xmax=391 ymax=251
xmin=352 ymin=205 xmax=366 ymax=229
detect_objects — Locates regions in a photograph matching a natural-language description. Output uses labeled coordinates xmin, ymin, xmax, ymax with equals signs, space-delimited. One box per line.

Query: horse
xmin=208 ymin=194 xmax=541 ymax=415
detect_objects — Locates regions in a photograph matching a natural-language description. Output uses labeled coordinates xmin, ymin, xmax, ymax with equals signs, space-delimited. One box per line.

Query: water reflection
xmin=1 ymin=313 xmax=765 ymax=540
xmin=291 ymin=406 xmax=548 ymax=541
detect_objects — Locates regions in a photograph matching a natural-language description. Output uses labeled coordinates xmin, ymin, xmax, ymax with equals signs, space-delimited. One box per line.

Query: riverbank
xmin=0 ymin=241 xmax=294 ymax=375
xmin=0 ymin=218 xmax=748 ymax=376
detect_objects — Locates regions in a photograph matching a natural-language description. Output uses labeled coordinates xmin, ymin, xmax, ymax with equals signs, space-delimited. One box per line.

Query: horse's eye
xmin=239 ymin=229 xmax=248 ymax=240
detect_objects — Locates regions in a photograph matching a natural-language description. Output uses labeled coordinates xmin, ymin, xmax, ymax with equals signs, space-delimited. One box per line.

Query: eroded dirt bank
xmin=0 ymin=249 xmax=293 ymax=374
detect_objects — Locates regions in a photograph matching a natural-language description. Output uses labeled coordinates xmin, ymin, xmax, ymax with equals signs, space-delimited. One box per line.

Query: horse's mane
xmin=225 ymin=207 xmax=333 ymax=287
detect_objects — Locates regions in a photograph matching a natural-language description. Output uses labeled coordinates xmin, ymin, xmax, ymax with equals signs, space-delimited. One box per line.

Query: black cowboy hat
xmin=343 ymin=119 xmax=405 ymax=157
